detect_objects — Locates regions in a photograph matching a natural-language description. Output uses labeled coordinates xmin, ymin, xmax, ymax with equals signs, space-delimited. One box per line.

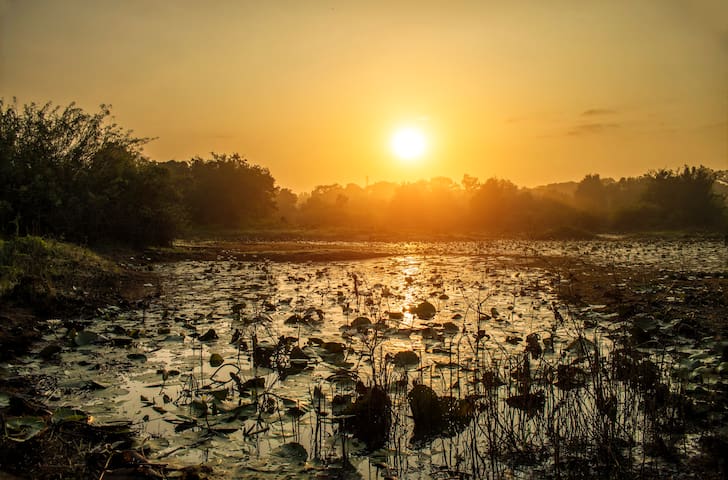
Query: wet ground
xmin=2 ymin=238 xmax=727 ymax=479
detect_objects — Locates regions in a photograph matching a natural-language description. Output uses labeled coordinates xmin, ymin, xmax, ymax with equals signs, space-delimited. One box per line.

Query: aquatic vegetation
xmin=3 ymin=239 xmax=727 ymax=479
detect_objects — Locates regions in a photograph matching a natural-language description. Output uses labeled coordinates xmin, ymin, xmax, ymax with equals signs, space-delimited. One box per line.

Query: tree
xmin=184 ymin=153 xmax=277 ymax=228
xmin=575 ymin=174 xmax=607 ymax=212
xmin=642 ymin=166 xmax=725 ymax=229
xmin=275 ymin=188 xmax=298 ymax=223
xmin=0 ymin=99 xmax=182 ymax=245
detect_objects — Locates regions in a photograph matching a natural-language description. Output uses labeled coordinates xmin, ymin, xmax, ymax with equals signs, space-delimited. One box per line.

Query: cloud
xmin=581 ymin=108 xmax=616 ymax=116
xmin=567 ymin=123 xmax=620 ymax=136
xmin=695 ymin=121 xmax=728 ymax=131
xmin=720 ymin=29 xmax=728 ymax=53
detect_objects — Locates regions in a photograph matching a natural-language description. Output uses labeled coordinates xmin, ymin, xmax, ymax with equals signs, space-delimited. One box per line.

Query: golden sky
xmin=1 ymin=0 xmax=727 ymax=193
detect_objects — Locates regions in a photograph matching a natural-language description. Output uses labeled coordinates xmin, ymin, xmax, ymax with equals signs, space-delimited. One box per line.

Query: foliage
xmin=0 ymin=100 xmax=279 ymax=245
xmin=0 ymin=235 xmax=115 ymax=298
xmin=167 ymin=154 xmax=277 ymax=229
xmin=2 ymin=99 xmax=725 ymax=243
xmin=642 ymin=166 xmax=726 ymax=229
xmin=287 ymin=168 xmax=726 ymax=236
xmin=0 ymin=99 xmax=182 ymax=245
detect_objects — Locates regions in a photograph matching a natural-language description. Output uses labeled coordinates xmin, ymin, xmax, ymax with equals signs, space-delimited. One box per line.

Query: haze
xmin=1 ymin=0 xmax=726 ymax=193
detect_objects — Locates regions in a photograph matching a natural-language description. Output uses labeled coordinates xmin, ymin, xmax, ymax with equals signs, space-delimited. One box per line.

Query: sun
xmin=391 ymin=126 xmax=427 ymax=161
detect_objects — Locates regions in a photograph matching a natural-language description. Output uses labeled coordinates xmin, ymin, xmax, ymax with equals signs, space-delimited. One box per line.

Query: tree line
xmin=284 ymin=170 xmax=726 ymax=237
xmin=0 ymin=100 xmax=276 ymax=245
xmin=1 ymin=100 xmax=725 ymax=246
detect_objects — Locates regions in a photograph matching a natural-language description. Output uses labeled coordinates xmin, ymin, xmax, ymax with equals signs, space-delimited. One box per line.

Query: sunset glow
xmin=0 ymin=2 xmax=725 ymax=192
xmin=0 ymin=4 xmax=726 ymax=476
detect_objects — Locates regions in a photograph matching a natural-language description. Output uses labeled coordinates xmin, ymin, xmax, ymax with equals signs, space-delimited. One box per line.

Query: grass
xmin=0 ymin=235 xmax=118 ymax=300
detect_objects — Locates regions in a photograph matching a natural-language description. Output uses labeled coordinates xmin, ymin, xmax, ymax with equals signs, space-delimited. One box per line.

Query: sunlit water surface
xmin=11 ymin=239 xmax=727 ymax=478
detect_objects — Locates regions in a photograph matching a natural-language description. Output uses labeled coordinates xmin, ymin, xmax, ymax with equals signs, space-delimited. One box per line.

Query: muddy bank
xmin=0 ymin=239 xmax=165 ymax=479
xmin=147 ymin=240 xmax=397 ymax=263
xmin=542 ymin=254 xmax=728 ymax=337
xmin=0 ymin=267 xmax=159 ymax=361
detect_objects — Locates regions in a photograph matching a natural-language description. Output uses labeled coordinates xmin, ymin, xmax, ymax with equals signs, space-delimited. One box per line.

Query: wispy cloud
xmin=581 ymin=108 xmax=616 ymax=116
xmin=567 ymin=123 xmax=620 ymax=136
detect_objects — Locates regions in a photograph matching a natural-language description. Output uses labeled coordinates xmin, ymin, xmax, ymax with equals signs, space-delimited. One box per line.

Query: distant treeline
xmin=288 ymin=168 xmax=727 ymax=237
xmin=1 ymin=100 xmax=726 ymax=246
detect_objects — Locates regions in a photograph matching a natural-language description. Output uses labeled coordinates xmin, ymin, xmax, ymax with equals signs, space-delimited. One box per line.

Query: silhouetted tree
xmin=642 ymin=166 xmax=725 ymax=229
xmin=184 ymin=153 xmax=276 ymax=228
xmin=575 ymin=174 xmax=608 ymax=212
xmin=0 ymin=99 xmax=182 ymax=245
xmin=275 ymin=188 xmax=298 ymax=224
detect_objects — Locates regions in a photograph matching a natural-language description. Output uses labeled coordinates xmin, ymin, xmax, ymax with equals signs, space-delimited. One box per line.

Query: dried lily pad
xmin=272 ymin=442 xmax=308 ymax=462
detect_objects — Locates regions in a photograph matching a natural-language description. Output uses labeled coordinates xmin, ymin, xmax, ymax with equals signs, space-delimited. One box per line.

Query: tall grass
xmin=0 ymin=235 xmax=116 ymax=298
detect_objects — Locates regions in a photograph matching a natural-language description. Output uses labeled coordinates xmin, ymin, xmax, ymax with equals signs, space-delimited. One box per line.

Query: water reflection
xmin=11 ymin=239 xmax=727 ymax=479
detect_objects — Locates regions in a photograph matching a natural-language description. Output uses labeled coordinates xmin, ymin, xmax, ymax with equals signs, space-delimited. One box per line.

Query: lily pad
xmin=210 ymin=353 xmax=224 ymax=367
xmin=52 ymin=407 xmax=89 ymax=424
xmin=199 ymin=328 xmax=219 ymax=341
xmin=127 ymin=353 xmax=148 ymax=362
xmin=272 ymin=442 xmax=308 ymax=462
xmin=351 ymin=316 xmax=372 ymax=329
xmin=393 ymin=350 xmax=419 ymax=367
xmin=74 ymin=330 xmax=99 ymax=346
xmin=38 ymin=344 xmax=62 ymax=359
xmin=5 ymin=416 xmax=47 ymax=442
xmin=413 ymin=301 xmax=437 ymax=319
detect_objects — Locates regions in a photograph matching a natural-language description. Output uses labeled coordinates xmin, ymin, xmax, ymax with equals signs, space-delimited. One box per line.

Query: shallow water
xmin=10 ymin=239 xmax=727 ymax=478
